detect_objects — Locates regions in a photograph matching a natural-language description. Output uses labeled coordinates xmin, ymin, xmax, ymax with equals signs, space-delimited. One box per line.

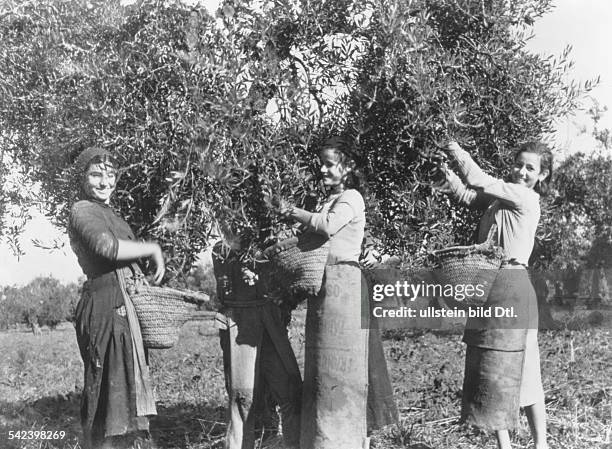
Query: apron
xmin=301 ymin=263 xmax=369 ymax=449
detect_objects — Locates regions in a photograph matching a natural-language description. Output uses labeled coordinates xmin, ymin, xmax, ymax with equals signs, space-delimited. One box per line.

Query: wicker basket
xmin=263 ymin=232 xmax=330 ymax=299
xmin=130 ymin=286 xmax=209 ymax=349
xmin=432 ymin=229 xmax=504 ymax=306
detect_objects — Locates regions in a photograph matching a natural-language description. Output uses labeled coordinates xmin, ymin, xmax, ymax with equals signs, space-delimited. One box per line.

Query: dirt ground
xmin=0 ymin=310 xmax=610 ymax=448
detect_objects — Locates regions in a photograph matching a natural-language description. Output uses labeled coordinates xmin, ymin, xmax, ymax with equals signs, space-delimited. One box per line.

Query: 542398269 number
xmin=8 ymin=430 xmax=66 ymax=440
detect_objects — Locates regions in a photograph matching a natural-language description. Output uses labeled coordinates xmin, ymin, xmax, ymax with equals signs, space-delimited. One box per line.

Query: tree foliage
xmin=543 ymin=155 xmax=612 ymax=271
xmin=342 ymin=0 xmax=588 ymax=264
xmin=532 ymin=100 xmax=612 ymax=276
xmin=0 ymin=0 xmax=590 ymax=277
xmin=0 ymin=277 xmax=79 ymax=329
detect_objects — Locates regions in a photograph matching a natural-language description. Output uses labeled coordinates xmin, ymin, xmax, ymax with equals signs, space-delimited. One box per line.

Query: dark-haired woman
xmin=279 ymin=137 xmax=396 ymax=449
xmin=68 ymin=147 xmax=164 ymax=449
xmin=439 ymin=141 xmax=551 ymax=449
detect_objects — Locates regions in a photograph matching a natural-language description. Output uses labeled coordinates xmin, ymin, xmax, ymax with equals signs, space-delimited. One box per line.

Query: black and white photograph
xmin=1 ymin=0 xmax=610 ymax=448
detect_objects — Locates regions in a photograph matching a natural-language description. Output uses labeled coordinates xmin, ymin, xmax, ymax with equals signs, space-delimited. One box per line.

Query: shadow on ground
xmin=150 ymin=403 xmax=226 ymax=449
xmin=151 ymin=400 xmax=285 ymax=449
xmin=1 ymin=395 xmax=283 ymax=449
xmin=0 ymin=392 xmax=82 ymax=448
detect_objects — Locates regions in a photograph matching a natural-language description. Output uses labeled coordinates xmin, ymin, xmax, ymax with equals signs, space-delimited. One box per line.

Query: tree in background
xmin=0 ymin=0 xmax=591 ymax=277
xmin=0 ymin=285 xmax=24 ymax=329
xmin=536 ymin=103 xmax=612 ymax=299
xmin=544 ymin=153 xmax=612 ymax=270
xmin=0 ymin=277 xmax=79 ymax=332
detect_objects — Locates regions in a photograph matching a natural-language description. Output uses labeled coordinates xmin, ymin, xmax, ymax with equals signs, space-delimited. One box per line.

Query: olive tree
xmin=0 ymin=0 xmax=590 ymax=276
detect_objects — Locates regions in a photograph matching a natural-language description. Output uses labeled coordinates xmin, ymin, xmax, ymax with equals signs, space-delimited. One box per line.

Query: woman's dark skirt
xmin=461 ymin=267 xmax=537 ymax=431
xmin=367 ymin=325 xmax=399 ymax=432
xmin=75 ymin=272 xmax=148 ymax=448
xmin=462 ymin=346 xmax=525 ymax=430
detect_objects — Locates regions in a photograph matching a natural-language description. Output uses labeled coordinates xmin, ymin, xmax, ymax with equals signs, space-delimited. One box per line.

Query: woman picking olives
xmin=68 ymin=147 xmax=165 ymax=449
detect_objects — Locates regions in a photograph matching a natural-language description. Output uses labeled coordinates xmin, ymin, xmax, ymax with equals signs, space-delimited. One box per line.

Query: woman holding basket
xmin=438 ymin=140 xmax=551 ymax=449
xmin=68 ymin=147 xmax=165 ymax=449
xmin=278 ymin=136 xmax=396 ymax=449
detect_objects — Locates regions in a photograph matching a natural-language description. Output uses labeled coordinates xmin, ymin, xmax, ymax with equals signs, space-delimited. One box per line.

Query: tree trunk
xmin=30 ymin=321 xmax=42 ymax=336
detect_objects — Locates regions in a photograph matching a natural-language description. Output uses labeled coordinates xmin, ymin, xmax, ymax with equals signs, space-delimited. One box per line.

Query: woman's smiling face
xmin=319 ymin=148 xmax=350 ymax=189
xmin=83 ymin=162 xmax=117 ymax=203
xmin=511 ymin=151 xmax=548 ymax=190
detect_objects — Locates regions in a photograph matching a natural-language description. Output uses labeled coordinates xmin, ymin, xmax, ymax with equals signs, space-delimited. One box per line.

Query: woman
xmin=439 ymin=140 xmax=551 ymax=449
xmin=279 ymin=136 xmax=395 ymax=449
xmin=68 ymin=147 xmax=165 ymax=449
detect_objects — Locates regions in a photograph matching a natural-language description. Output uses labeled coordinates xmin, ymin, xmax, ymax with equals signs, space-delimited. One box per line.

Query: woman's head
xmin=74 ymin=147 xmax=119 ymax=204
xmin=511 ymin=141 xmax=553 ymax=195
xmin=319 ymin=136 xmax=362 ymax=193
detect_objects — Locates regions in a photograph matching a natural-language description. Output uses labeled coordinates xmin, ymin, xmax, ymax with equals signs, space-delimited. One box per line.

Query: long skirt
xmin=301 ymin=263 xmax=369 ymax=449
xmin=519 ymin=328 xmax=545 ymax=407
xmin=461 ymin=267 xmax=538 ymax=431
xmin=75 ymin=273 xmax=149 ymax=448
xmin=367 ymin=327 xmax=399 ymax=432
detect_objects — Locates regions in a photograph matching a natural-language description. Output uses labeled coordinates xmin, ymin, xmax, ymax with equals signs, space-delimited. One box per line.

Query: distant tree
xmin=0 ymin=285 xmax=23 ymax=329
xmin=39 ymin=280 xmax=80 ymax=328
xmin=531 ymin=102 xmax=612 ymax=302
xmin=189 ymin=257 xmax=217 ymax=298
xmin=539 ymin=104 xmax=612 ymax=272
xmin=0 ymin=0 xmax=590 ymax=275
xmin=0 ymin=277 xmax=79 ymax=332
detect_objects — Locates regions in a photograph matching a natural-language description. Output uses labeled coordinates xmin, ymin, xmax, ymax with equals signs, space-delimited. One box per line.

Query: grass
xmin=1 ymin=313 xmax=611 ymax=448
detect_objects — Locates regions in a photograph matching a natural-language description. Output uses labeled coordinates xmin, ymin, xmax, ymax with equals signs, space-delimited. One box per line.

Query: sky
xmin=1 ymin=0 xmax=611 ymax=286
xmin=525 ymin=0 xmax=612 ymax=154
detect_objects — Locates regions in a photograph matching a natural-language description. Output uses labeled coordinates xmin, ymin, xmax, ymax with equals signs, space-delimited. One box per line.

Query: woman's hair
xmin=320 ymin=136 xmax=366 ymax=194
xmin=515 ymin=141 xmax=553 ymax=196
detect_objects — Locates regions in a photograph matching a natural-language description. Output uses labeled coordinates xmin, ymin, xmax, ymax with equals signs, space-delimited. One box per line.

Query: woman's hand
xmin=116 ymin=240 xmax=166 ymax=284
xmin=445 ymin=140 xmax=463 ymax=154
xmin=360 ymin=247 xmax=381 ymax=269
xmin=277 ymin=198 xmax=294 ymax=218
xmin=433 ymin=164 xmax=463 ymax=196
xmin=269 ymin=194 xmax=294 ymax=218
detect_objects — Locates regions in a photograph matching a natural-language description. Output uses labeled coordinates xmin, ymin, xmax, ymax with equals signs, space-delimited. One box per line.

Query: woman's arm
xmin=282 ymin=191 xmax=363 ymax=239
xmin=437 ymin=165 xmax=492 ymax=208
xmin=116 ymin=240 xmax=165 ymax=284
xmin=445 ymin=141 xmax=526 ymax=208
xmin=70 ymin=202 xmax=165 ymax=284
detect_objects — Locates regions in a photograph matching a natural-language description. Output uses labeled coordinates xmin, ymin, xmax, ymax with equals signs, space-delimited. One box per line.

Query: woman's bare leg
xmin=495 ymin=429 xmax=511 ymax=449
xmin=525 ymin=401 xmax=548 ymax=449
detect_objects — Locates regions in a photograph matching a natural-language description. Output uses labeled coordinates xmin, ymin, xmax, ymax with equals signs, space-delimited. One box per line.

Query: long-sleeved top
xmin=304 ymin=189 xmax=366 ymax=264
xmin=69 ymin=200 xmax=134 ymax=277
xmin=449 ymin=147 xmax=540 ymax=265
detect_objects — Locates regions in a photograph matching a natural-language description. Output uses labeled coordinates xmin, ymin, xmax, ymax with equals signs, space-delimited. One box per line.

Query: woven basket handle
xmin=472 ymin=223 xmax=498 ymax=252
xmin=129 ymin=263 xmax=149 ymax=293
xmin=484 ymin=223 xmax=498 ymax=245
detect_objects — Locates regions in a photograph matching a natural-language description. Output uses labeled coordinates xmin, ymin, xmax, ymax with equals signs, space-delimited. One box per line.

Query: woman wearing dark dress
xmin=68 ymin=147 xmax=165 ymax=449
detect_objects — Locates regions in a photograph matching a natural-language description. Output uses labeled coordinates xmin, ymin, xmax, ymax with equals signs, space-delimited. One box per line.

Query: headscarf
xmin=72 ymin=147 xmax=119 ymax=201
xmin=73 ymin=146 xmax=115 ymax=175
